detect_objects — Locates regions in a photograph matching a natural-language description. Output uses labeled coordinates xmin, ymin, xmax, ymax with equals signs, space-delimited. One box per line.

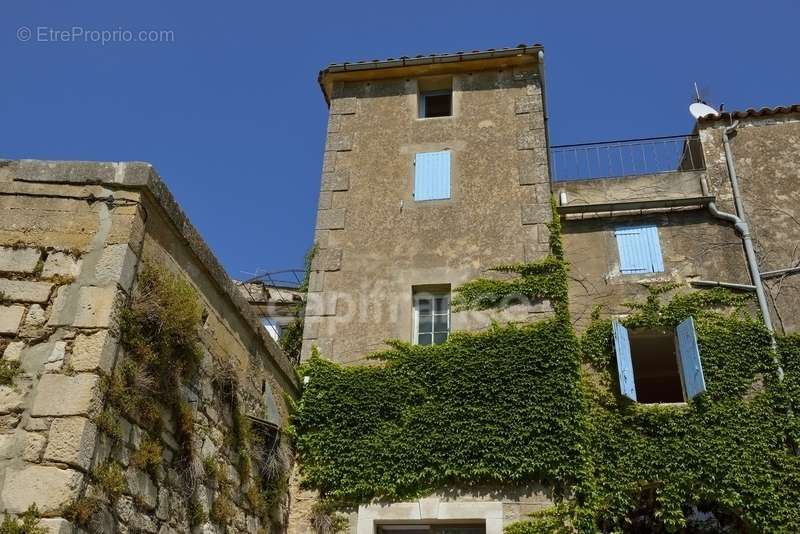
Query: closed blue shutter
xmin=615 ymin=225 xmax=664 ymax=274
xmin=642 ymin=226 xmax=665 ymax=272
xmin=612 ymin=320 xmax=637 ymax=401
xmin=676 ymin=316 xmax=706 ymax=400
xmin=414 ymin=151 xmax=451 ymax=201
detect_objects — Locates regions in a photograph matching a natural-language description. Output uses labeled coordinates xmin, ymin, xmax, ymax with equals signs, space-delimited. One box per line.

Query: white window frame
xmin=413 ymin=291 xmax=450 ymax=345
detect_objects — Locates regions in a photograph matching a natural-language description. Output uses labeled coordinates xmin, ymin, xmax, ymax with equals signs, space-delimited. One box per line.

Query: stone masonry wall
xmin=0 ymin=160 xmax=298 ymax=533
xmin=699 ymin=113 xmax=800 ymax=333
xmin=303 ymin=59 xmax=552 ymax=365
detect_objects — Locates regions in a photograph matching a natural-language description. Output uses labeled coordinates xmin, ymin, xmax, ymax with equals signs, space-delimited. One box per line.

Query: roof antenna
xmin=689 ymin=81 xmax=718 ymax=119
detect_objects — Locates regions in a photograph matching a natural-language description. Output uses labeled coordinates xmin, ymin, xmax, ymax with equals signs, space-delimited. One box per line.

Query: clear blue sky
xmin=2 ymin=1 xmax=797 ymax=279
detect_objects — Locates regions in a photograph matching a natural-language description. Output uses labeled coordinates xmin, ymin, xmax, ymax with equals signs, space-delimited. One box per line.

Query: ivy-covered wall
xmin=291 ymin=201 xmax=800 ymax=533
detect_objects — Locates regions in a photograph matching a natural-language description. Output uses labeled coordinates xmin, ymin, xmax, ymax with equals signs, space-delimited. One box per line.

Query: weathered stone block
xmin=43 ymin=341 xmax=66 ymax=371
xmin=330 ymin=97 xmax=357 ymax=115
xmin=44 ymin=416 xmax=98 ymax=470
xmin=310 ymin=249 xmax=342 ymax=271
xmin=22 ymin=304 xmax=46 ymax=327
xmin=0 ymin=386 xmax=25 ymax=414
xmin=94 ymin=243 xmax=138 ymax=289
xmin=0 ymin=247 xmax=40 ymax=274
xmin=31 ymin=373 xmax=100 ymax=417
xmin=519 ymin=164 xmax=549 ymax=185
xmin=0 ymin=305 xmax=25 ymax=334
xmin=322 ymin=170 xmax=350 ymax=191
xmin=518 ymin=131 xmax=545 ymax=150
xmin=126 ymin=468 xmax=158 ymax=510
xmin=22 ymin=431 xmax=47 ymax=462
xmin=537 ymin=223 xmax=551 ymax=244
xmin=521 ymin=204 xmax=550 ymax=226
xmin=307 ymin=271 xmax=324 ymax=292
xmin=318 ymin=191 xmax=332 ymax=210
xmin=302 ymin=317 xmax=320 ymax=340
xmin=515 ymin=95 xmax=542 ymax=114
xmin=322 ymin=151 xmax=336 ymax=173
xmin=0 ymin=433 xmax=16 ymax=459
xmin=0 ymin=465 xmax=83 ymax=513
xmin=316 ymin=209 xmax=346 ymax=230
xmin=71 ymin=329 xmax=117 ymax=373
xmin=327 ymin=114 xmax=342 ymax=133
xmin=0 ymin=279 xmax=54 ymax=303
xmin=326 ymin=133 xmax=354 ymax=152
xmin=48 ymin=286 xmax=119 ymax=328
xmin=305 ymin=293 xmax=337 ymax=317
xmin=2 ymin=341 xmax=25 ymax=362
xmin=42 ymin=252 xmax=81 ymax=279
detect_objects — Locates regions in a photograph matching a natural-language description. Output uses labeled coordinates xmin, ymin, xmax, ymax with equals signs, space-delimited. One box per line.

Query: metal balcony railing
xmin=549 ymin=134 xmax=705 ymax=182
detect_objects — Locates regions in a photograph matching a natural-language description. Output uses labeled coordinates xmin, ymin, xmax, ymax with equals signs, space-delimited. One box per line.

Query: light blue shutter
xmin=676 ymin=316 xmax=706 ymax=400
xmin=612 ymin=320 xmax=637 ymax=401
xmin=641 ymin=226 xmax=665 ymax=272
xmin=615 ymin=225 xmax=664 ymax=274
xmin=414 ymin=151 xmax=451 ymax=201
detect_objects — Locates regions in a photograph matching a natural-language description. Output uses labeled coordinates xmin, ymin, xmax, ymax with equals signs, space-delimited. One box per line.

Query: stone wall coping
xmin=4 ymin=158 xmax=299 ymax=394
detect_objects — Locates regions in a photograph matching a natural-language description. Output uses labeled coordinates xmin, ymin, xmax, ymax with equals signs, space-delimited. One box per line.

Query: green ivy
xmin=290 ymin=198 xmax=800 ymax=532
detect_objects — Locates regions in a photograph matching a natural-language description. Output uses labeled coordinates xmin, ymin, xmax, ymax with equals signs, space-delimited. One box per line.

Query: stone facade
xmin=698 ymin=112 xmax=800 ymax=334
xmin=557 ymin=110 xmax=800 ymax=333
xmin=303 ymin=47 xmax=552 ymax=365
xmin=0 ymin=160 xmax=298 ymax=533
xmin=294 ymin=45 xmax=556 ymax=534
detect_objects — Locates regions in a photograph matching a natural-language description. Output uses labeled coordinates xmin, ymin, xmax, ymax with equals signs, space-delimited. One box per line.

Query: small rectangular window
xmin=414 ymin=151 xmax=451 ymax=201
xmin=612 ymin=317 xmax=706 ymax=403
xmin=413 ymin=287 xmax=450 ymax=345
xmin=615 ymin=225 xmax=664 ymax=274
xmin=418 ymin=77 xmax=453 ymax=118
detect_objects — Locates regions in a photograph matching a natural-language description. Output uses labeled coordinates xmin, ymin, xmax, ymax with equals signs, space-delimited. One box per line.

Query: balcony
xmin=550 ymin=134 xmax=705 ymax=182
xmin=550 ymin=134 xmax=713 ymax=218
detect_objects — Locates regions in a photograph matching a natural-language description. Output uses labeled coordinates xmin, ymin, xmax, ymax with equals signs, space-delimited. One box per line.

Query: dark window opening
xmin=418 ymin=76 xmax=453 ymax=119
xmin=421 ymin=91 xmax=452 ymax=118
xmin=629 ymin=330 xmax=684 ymax=404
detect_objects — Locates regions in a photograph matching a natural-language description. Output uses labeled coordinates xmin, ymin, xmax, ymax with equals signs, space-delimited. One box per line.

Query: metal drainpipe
xmin=702 ymin=121 xmax=783 ymax=378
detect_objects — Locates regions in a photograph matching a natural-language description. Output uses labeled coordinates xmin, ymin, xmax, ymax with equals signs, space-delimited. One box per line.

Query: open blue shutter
xmin=615 ymin=225 xmax=664 ymax=274
xmin=676 ymin=316 xmax=706 ymax=400
xmin=414 ymin=151 xmax=451 ymax=201
xmin=612 ymin=320 xmax=637 ymax=401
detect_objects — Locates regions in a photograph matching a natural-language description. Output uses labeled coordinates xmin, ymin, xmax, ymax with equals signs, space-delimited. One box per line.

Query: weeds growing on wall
xmin=291 ymin=198 xmax=800 ymax=532
xmin=0 ymin=505 xmax=46 ymax=534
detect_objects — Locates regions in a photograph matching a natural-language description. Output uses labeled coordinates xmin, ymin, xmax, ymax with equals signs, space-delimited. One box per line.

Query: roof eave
xmin=318 ymin=44 xmax=544 ymax=105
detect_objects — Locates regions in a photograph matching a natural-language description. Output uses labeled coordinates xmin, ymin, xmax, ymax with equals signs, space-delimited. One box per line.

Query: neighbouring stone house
xmin=0 ymin=160 xmax=299 ymax=533
xmin=298 ymin=41 xmax=800 ymax=534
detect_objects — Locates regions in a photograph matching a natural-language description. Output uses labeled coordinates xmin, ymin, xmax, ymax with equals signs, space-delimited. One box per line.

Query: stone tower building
xmin=302 ymin=44 xmax=554 ymax=364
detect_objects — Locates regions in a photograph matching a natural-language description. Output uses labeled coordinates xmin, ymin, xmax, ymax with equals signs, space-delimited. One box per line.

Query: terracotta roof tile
xmin=698 ymin=104 xmax=800 ymax=122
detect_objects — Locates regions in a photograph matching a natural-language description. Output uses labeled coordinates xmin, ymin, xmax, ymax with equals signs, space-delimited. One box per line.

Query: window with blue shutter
xmin=612 ymin=320 xmax=637 ymax=401
xmin=414 ymin=151 xmax=451 ymax=201
xmin=611 ymin=316 xmax=706 ymax=403
xmin=615 ymin=225 xmax=665 ymax=274
xmin=675 ymin=317 xmax=706 ymax=400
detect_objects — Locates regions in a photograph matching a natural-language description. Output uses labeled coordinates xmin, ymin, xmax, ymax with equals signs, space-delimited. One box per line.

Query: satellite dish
xmin=689 ymin=102 xmax=719 ymax=119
